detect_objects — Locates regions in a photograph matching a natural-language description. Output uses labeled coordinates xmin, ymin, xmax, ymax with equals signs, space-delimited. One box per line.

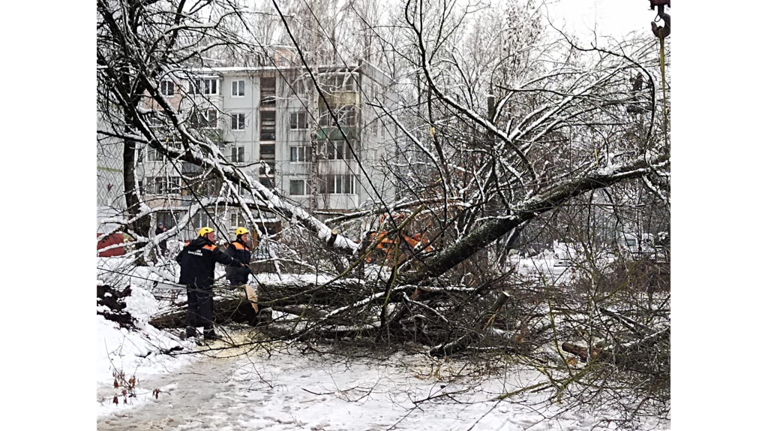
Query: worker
xmin=224 ymin=227 xmax=253 ymax=286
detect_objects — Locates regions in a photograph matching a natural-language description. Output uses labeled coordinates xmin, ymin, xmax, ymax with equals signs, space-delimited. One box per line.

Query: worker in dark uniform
xmin=176 ymin=227 xmax=244 ymax=341
xmin=225 ymin=227 xmax=265 ymax=317
xmin=224 ymin=227 xmax=253 ymax=286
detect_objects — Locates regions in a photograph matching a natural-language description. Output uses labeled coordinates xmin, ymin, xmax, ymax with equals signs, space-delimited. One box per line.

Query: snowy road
xmin=98 ymin=349 xmax=251 ymax=431
xmin=96 ymin=335 xmax=667 ymax=431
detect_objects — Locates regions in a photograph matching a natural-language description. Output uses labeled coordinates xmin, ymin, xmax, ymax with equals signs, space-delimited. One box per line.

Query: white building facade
xmin=102 ymin=63 xmax=395 ymax=239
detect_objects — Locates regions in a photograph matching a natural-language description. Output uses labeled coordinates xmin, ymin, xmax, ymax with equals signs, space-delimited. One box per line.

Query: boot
xmin=183 ymin=327 xmax=198 ymax=339
xmin=257 ymin=308 xmax=273 ymax=322
xmin=204 ymin=329 xmax=222 ymax=341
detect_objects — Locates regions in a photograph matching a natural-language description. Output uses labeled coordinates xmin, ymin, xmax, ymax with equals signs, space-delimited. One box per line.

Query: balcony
xmin=323 ymin=91 xmax=358 ymax=107
xmin=182 ymin=162 xmax=202 ymax=175
xmin=316 ymin=127 xmax=359 ymax=141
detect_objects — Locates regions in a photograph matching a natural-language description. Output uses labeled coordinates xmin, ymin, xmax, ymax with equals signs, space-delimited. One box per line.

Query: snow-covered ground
xmin=508 ymin=241 xmax=618 ymax=285
xmin=98 ymin=335 xmax=666 ymax=431
xmin=96 ymin=259 xmax=669 ymax=430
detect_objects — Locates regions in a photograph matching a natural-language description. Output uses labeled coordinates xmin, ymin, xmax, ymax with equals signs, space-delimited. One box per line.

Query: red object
xmin=97 ymin=233 xmax=126 ymax=257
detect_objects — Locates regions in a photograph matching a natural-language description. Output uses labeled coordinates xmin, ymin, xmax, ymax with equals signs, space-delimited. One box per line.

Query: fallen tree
xmin=100 ymin=0 xmax=671 ymax=425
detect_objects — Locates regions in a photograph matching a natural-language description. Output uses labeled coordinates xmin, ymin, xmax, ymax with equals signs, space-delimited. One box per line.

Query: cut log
xmin=561 ymin=343 xmax=610 ymax=362
xmin=244 ymin=284 xmax=259 ymax=313
xmin=150 ymin=287 xmax=259 ymax=329
xmin=561 ymin=328 xmax=669 ymax=365
xmin=327 ymin=229 xmax=339 ymax=247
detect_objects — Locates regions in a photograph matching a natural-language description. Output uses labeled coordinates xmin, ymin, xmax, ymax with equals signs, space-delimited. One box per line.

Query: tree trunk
xmin=400 ymin=154 xmax=664 ymax=285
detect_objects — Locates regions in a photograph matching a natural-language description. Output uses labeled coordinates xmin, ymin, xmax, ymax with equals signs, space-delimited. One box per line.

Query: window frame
xmin=189 ymin=78 xmax=219 ymax=95
xmin=289 ymin=111 xmax=308 ymax=130
xmin=192 ymin=108 xmax=218 ymax=129
xmin=167 ymin=177 xmax=181 ymax=194
xmin=231 ymin=145 xmax=245 ymax=163
xmin=289 ymin=179 xmax=309 ymax=196
xmin=231 ymin=113 xmax=246 ymax=131
xmin=323 ymin=140 xmax=358 ymax=160
xmin=160 ymin=80 xmax=175 ymax=96
xmin=320 ymin=174 xmax=355 ymax=195
xmin=231 ymin=80 xmax=246 ymax=97
xmin=289 ymin=146 xmax=309 ymax=163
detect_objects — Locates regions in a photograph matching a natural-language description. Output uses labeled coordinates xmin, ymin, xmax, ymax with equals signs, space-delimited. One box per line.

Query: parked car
xmin=97 ymin=232 xmax=126 ymax=257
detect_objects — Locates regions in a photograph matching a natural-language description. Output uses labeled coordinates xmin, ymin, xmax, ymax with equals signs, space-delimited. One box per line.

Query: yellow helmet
xmin=198 ymin=227 xmax=214 ymax=236
xmin=235 ymin=227 xmax=250 ymax=237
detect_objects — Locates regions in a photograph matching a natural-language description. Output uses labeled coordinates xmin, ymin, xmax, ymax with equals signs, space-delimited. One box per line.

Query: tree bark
xmin=400 ymin=154 xmax=666 ymax=285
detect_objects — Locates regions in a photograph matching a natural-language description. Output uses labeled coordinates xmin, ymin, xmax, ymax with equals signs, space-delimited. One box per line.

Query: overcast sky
xmin=545 ymin=0 xmax=658 ymax=39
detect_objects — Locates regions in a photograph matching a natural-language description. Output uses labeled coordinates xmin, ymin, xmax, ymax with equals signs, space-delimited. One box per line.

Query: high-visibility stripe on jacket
xmin=176 ymin=236 xmax=238 ymax=288
xmin=224 ymin=239 xmax=252 ymax=285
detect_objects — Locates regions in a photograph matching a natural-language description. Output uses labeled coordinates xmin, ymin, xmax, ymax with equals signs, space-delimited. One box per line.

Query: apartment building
xmin=124 ymin=63 xmax=394 ymax=239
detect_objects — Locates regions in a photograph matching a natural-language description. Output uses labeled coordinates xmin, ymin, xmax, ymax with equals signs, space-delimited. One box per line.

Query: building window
xmin=260 ymin=77 xmax=276 ymax=106
xmin=319 ymin=105 xmax=358 ymax=127
xmin=290 ymin=111 xmax=308 ymax=130
xmin=168 ymin=177 xmax=181 ymax=194
xmin=230 ymin=212 xmax=246 ymax=229
xmin=146 ymin=177 xmax=180 ymax=194
xmin=189 ymin=78 xmax=218 ymax=95
xmin=192 ymin=109 xmax=217 ymax=129
xmin=160 ymin=80 xmax=175 ymax=96
xmin=293 ymin=79 xmax=306 ymax=95
xmin=322 ymin=74 xmax=356 ymax=92
xmin=156 ymin=212 xmax=179 ymax=228
xmin=231 ymin=146 xmax=245 ymax=163
xmin=319 ymin=111 xmax=330 ymax=127
xmin=150 ymin=177 xmax=162 ymax=194
xmin=290 ymin=146 xmax=308 ymax=162
xmin=147 ymin=147 xmax=163 ymax=162
xmin=260 ymin=144 xmax=275 ymax=158
xmin=319 ymin=174 xmax=355 ymax=194
xmin=231 ymin=113 xmax=246 ymax=130
xmin=192 ymin=212 xmax=212 ymax=230
xmin=289 ymin=180 xmax=309 ymax=196
xmin=231 ymin=80 xmax=245 ymax=97
xmin=203 ymin=179 xmax=222 ymax=196
xmin=337 ymin=106 xmax=358 ymax=126
xmin=260 ymin=111 xmax=276 ymax=141
xmin=323 ymin=140 xmax=358 ymax=160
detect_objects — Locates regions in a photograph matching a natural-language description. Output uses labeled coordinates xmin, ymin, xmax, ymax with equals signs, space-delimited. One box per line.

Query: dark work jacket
xmin=176 ymin=236 xmax=238 ymax=289
xmin=224 ymin=239 xmax=251 ymax=285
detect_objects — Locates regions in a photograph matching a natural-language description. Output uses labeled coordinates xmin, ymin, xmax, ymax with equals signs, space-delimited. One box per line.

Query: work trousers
xmin=186 ymin=286 xmax=214 ymax=330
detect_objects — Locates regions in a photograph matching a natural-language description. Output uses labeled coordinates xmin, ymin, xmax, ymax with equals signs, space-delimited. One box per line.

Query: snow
xmin=506 ymin=241 xmax=618 ymax=285
xmin=510 ymin=247 xmax=578 ymax=285
xmin=97 ymin=206 xmax=123 ymax=234
xmin=96 ymin=315 xmax=195 ymax=390
xmin=96 ymin=263 xmax=669 ymax=430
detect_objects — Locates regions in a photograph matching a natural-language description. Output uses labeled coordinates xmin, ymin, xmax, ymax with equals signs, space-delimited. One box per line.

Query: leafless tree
xmin=98 ymin=0 xmax=670 ymax=426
